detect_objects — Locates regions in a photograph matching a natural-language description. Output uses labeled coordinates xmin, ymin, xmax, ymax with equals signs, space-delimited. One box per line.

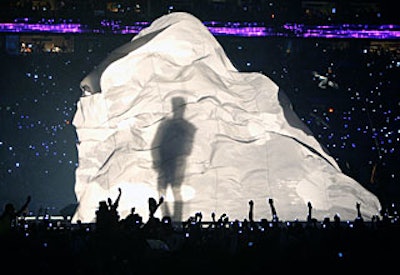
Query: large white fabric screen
xmin=72 ymin=12 xmax=381 ymax=223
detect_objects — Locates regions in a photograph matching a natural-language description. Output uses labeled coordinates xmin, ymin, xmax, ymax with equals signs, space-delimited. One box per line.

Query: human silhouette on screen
xmin=152 ymin=97 xmax=196 ymax=221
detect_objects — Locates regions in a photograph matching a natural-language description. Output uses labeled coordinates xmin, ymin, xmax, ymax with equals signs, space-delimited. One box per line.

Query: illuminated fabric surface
xmin=72 ymin=12 xmax=381 ymax=223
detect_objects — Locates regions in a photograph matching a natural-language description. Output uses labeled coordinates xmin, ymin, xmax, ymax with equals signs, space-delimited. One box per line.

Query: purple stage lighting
xmin=0 ymin=21 xmax=399 ymax=39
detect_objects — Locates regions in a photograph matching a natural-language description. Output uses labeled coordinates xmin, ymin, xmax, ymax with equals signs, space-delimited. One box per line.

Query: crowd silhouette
xmin=1 ymin=190 xmax=400 ymax=274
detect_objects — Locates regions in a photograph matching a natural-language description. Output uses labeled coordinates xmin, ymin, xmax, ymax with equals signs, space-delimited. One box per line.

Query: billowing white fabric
xmin=72 ymin=12 xmax=381 ymax=223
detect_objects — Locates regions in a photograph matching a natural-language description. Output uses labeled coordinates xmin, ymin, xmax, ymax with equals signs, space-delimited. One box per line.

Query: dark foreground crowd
xmin=1 ymin=194 xmax=400 ymax=274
